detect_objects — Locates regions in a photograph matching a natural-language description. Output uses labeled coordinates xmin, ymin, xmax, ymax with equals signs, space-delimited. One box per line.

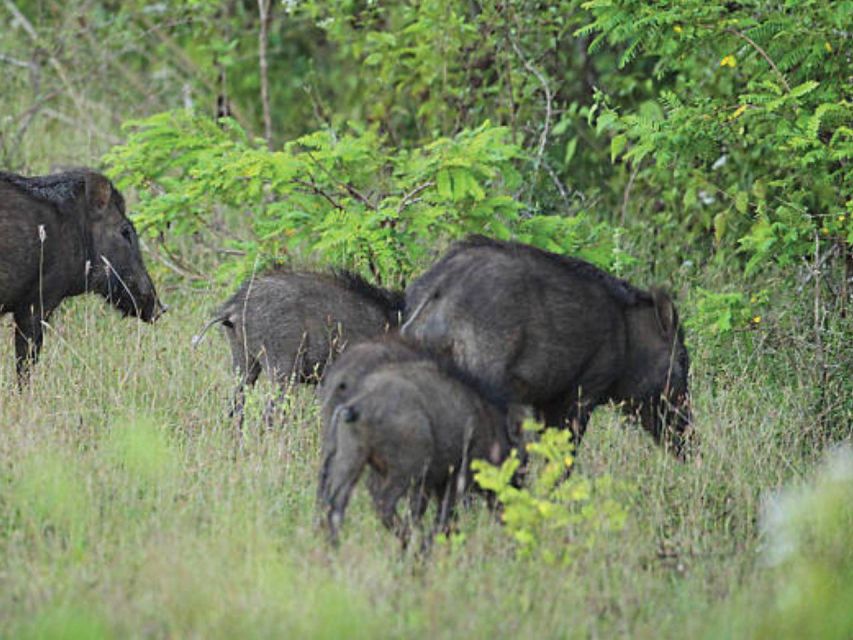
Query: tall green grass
xmin=1 ymin=289 xmax=846 ymax=639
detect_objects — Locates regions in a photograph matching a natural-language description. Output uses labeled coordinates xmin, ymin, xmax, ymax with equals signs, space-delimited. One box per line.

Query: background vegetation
xmin=1 ymin=0 xmax=850 ymax=637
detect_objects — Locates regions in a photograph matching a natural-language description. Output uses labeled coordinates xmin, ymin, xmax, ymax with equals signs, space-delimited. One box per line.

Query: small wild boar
xmin=318 ymin=360 xmax=515 ymax=545
xmin=317 ymin=332 xmax=425 ymax=427
xmin=402 ymin=235 xmax=692 ymax=457
xmin=315 ymin=333 xmax=428 ymax=512
xmin=0 ymin=169 xmax=164 ymax=380
xmin=197 ymin=270 xmax=404 ymax=419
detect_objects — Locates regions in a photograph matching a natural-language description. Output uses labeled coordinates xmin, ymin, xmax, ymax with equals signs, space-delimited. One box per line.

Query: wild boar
xmin=317 ymin=332 xmax=425 ymax=427
xmin=196 ymin=270 xmax=404 ymax=420
xmin=318 ymin=360 xmax=515 ymax=546
xmin=401 ymin=235 xmax=692 ymax=458
xmin=0 ymin=169 xmax=164 ymax=380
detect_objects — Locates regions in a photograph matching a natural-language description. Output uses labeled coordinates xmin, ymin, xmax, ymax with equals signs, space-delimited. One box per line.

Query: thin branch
xmin=510 ymin=36 xmax=553 ymax=178
xmin=726 ymin=27 xmax=791 ymax=93
xmin=3 ymin=0 xmax=94 ymax=128
xmin=797 ymin=243 xmax=838 ymax=289
xmin=155 ymin=240 xmax=209 ymax=282
xmin=257 ymin=0 xmax=273 ymax=149
xmin=41 ymin=108 xmax=120 ymax=143
xmin=397 ymin=181 xmax=435 ymax=214
xmin=305 ymin=152 xmax=376 ymax=209
xmin=343 ymin=182 xmax=374 ymax=208
xmin=621 ymin=162 xmax=641 ymax=226
xmin=14 ymin=88 xmax=62 ymax=147
xmin=542 ymin=158 xmax=574 ymax=211
xmin=137 ymin=13 xmax=254 ymax=134
xmin=0 ymin=52 xmax=30 ymax=68
xmin=141 ymin=239 xmax=208 ymax=282
xmin=293 ymin=178 xmax=344 ymax=210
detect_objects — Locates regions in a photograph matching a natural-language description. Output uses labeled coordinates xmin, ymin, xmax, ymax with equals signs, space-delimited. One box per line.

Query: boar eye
xmin=432 ymin=290 xmax=441 ymax=300
xmin=337 ymin=381 xmax=346 ymax=391
xmin=121 ymin=226 xmax=133 ymax=243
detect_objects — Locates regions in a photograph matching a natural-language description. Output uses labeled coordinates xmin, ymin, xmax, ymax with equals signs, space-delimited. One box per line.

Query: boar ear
xmin=84 ymin=173 xmax=112 ymax=216
xmin=651 ymin=288 xmax=677 ymax=337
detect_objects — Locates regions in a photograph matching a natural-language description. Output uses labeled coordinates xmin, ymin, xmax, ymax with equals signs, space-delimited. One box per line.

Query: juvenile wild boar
xmin=317 ymin=332 xmax=425 ymax=426
xmin=197 ymin=270 xmax=404 ymax=418
xmin=318 ymin=360 xmax=515 ymax=545
xmin=402 ymin=235 xmax=692 ymax=457
xmin=315 ymin=333 xmax=428 ymax=512
xmin=0 ymin=169 xmax=164 ymax=380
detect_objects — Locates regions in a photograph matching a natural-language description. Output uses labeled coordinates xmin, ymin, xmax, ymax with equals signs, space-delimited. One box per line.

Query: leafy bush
xmin=472 ymin=419 xmax=628 ymax=565
xmin=105 ymin=111 xmax=626 ymax=285
xmin=584 ymin=0 xmax=853 ymax=284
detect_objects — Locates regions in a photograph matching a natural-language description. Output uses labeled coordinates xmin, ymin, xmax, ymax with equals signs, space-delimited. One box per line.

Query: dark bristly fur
xmin=402 ymin=235 xmax=693 ymax=459
xmin=331 ymin=269 xmax=406 ymax=318
xmin=205 ymin=269 xmax=405 ymax=423
xmin=428 ymin=234 xmax=646 ymax=306
xmin=318 ymin=358 xmax=517 ymax=546
xmin=0 ymin=169 xmax=163 ymax=382
xmin=0 ymin=169 xmax=127 ymax=215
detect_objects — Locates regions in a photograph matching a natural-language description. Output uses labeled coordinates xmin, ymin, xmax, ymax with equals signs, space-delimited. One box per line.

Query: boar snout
xmin=146 ymin=297 xmax=168 ymax=323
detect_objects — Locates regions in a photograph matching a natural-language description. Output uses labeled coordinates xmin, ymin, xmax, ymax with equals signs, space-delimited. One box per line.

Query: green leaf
xmin=564 ymin=137 xmax=578 ymax=166
xmin=735 ymin=191 xmax=749 ymax=214
xmin=436 ymin=169 xmax=452 ymax=199
xmin=610 ymin=134 xmax=627 ymax=163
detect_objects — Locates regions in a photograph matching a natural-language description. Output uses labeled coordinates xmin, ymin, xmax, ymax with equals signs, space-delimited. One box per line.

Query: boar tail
xmin=320 ymin=403 xmax=369 ymax=545
xmin=191 ymin=313 xmax=232 ymax=348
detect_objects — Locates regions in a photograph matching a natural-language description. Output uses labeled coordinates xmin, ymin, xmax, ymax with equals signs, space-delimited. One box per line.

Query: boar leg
xmin=370 ymin=474 xmax=412 ymax=545
xmin=13 ymin=306 xmax=51 ymax=384
xmin=229 ymin=357 xmax=262 ymax=428
xmin=544 ymin=397 xmax=593 ymax=448
xmin=434 ymin=477 xmax=458 ymax=535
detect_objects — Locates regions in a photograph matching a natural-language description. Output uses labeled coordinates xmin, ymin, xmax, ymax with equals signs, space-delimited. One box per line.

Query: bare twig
xmin=305 ymin=152 xmax=376 ymax=209
xmin=3 ymin=0 xmax=96 ymax=129
xmin=797 ymin=243 xmax=838 ymax=290
xmin=726 ymin=27 xmax=791 ymax=93
xmin=293 ymin=178 xmax=344 ymax=210
xmin=542 ymin=159 xmax=574 ymax=210
xmin=397 ymin=181 xmax=434 ymax=214
xmin=137 ymin=13 xmax=254 ymax=134
xmin=811 ymin=230 xmax=830 ymax=432
xmin=343 ymin=182 xmax=374 ymax=208
xmin=0 ymin=52 xmax=30 ymax=68
xmin=3 ymin=0 xmax=103 ymax=131
xmin=40 ymin=108 xmax=119 ymax=143
xmin=302 ymin=83 xmax=331 ymax=129
xmin=14 ymin=88 xmax=62 ymax=148
xmin=510 ymin=36 xmax=553 ymax=178
xmin=147 ymin=240 xmax=208 ymax=282
xmin=621 ymin=162 xmax=641 ymax=226
xmin=257 ymin=0 xmax=273 ymax=148
xmin=842 ymin=236 xmax=851 ymax=319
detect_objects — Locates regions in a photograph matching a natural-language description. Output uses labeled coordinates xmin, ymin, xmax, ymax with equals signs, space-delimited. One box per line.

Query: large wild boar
xmin=401 ymin=235 xmax=692 ymax=457
xmin=0 ymin=169 xmax=164 ymax=380
xmin=197 ymin=270 xmax=404 ymax=419
xmin=318 ymin=359 xmax=515 ymax=546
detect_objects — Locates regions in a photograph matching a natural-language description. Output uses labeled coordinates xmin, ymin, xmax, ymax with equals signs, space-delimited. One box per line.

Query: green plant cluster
xmin=473 ymin=419 xmax=628 ymax=565
xmin=105 ymin=111 xmax=623 ymax=285
xmin=582 ymin=0 xmax=852 ymax=321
